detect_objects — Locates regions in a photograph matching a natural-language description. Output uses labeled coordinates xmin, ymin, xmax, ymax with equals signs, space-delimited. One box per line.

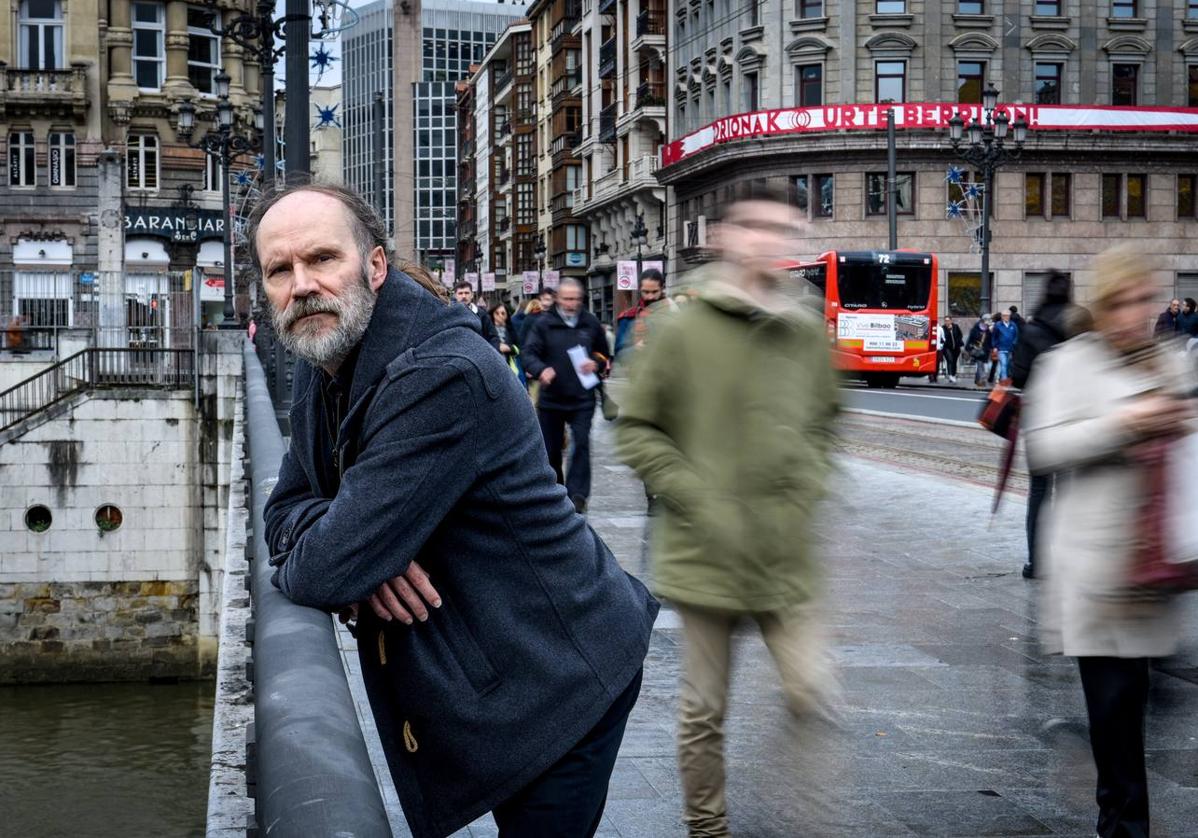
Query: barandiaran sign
xmin=124 ymin=207 xmax=225 ymax=242
xmin=661 ymin=103 xmax=1198 ymax=167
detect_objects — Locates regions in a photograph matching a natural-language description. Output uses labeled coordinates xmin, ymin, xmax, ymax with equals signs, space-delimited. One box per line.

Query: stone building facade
xmin=658 ymin=1 xmax=1198 ymax=314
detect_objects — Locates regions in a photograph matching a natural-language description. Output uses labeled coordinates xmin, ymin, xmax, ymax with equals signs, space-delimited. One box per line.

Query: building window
xmin=565 ymin=224 xmax=586 ymax=252
xmin=1035 ymin=0 xmax=1061 ymax=12
xmin=1025 ymin=173 xmax=1045 ymax=217
xmin=127 ymin=134 xmax=159 ymax=191
xmin=133 ymin=2 xmax=166 ymax=90
xmin=187 ymin=7 xmax=221 ymax=95
xmin=707 ymin=86 xmax=716 ymax=118
xmin=958 ymin=1 xmax=983 ymax=13
xmin=722 ymin=77 xmax=732 ymax=110
xmin=814 ymin=174 xmax=833 ymax=217
xmin=18 ymin=0 xmax=64 ymax=70
xmin=866 ymin=172 xmax=914 ymax=216
xmin=875 ymin=61 xmax=906 ymax=103
xmin=48 ymin=131 xmax=74 ymax=187
xmin=744 ymin=71 xmax=759 ymax=111
xmin=1111 ymin=0 xmax=1137 ymax=18
xmin=1127 ymin=173 xmax=1146 ymax=218
xmin=1190 ymin=0 xmax=1198 ymax=19
xmin=8 ymin=132 xmax=36 ymax=187
xmin=792 ymin=175 xmax=809 ymax=214
xmin=1179 ymin=174 xmax=1197 ymax=219
xmin=1188 ymin=66 xmax=1198 ymax=107
xmin=1112 ymin=63 xmax=1138 ymax=106
xmin=1035 ymin=63 xmax=1062 ymax=104
xmin=876 ymin=0 xmax=906 ymax=12
xmin=745 ymin=0 xmax=759 ymax=27
xmin=1052 ymin=173 xmax=1071 ymax=218
xmin=795 ymin=64 xmax=822 ymax=107
xmin=797 ymin=0 xmax=822 ymax=17
xmin=957 ymin=61 xmax=986 ymax=104
xmin=202 ymin=153 xmax=222 ymax=193
xmin=1102 ymin=173 xmax=1122 ymax=218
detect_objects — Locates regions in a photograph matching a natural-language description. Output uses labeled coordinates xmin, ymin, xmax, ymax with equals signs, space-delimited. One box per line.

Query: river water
xmin=0 ymin=680 xmax=214 ymax=838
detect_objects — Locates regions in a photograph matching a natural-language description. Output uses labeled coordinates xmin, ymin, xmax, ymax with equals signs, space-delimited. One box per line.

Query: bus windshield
xmin=837 ymin=261 xmax=933 ymax=311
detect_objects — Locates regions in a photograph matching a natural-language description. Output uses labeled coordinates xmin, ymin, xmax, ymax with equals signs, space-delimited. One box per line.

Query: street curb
xmin=843 ymin=407 xmax=980 ymax=429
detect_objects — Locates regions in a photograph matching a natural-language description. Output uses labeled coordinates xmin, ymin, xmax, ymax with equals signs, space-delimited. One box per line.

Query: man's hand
xmin=580 ymin=360 xmax=598 ymax=374
xmin=499 ymin=342 xmax=512 ymax=355
xmin=365 ymin=560 xmax=443 ymax=625
xmin=539 ymin=367 xmax=557 ymax=386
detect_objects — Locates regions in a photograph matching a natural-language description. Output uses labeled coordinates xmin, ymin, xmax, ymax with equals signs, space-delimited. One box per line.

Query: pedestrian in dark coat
xmin=1009 ymin=271 xmax=1092 ymax=580
xmin=253 ymin=184 xmax=657 ymax=838
xmin=940 ymin=316 xmax=964 ymax=382
xmin=966 ymin=316 xmax=992 ymax=387
xmin=522 ymin=277 xmax=611 ymax=513
xmin=1177 ymin=297 xmax=1198 ymax=337
xmin=453 ymin=280 xmax=501 ymax=352
xmin=1154 ymin=298 xmax=1181 ymax=339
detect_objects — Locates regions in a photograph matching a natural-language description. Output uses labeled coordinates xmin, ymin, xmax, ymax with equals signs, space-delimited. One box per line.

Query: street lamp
xmin=178 ymin=87 xmax=261 ymax=328
xmin=946 ymin=83 xmax=1028 ymax=318
xmin=534 ymin=237 xmax=546 ymax=294
xmin=630 ymin=212 xmax=648 ymax=293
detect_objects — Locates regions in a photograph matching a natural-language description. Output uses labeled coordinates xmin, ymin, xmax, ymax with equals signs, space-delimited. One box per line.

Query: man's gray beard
xmin=271 ymin=268 xmax=377 ymax=368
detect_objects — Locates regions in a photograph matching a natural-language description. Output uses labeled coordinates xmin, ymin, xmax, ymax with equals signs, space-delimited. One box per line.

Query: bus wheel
xmin=880 ymin=375 xmax=900 ymax=389
xmin=864 ymin=374 xmax=884 ymax=389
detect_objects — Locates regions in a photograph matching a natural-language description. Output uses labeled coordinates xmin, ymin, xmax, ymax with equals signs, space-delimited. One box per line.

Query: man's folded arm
xmin=270 ymin=369 xmax=479 ymax=611
xmin=264 ymin=448 xmax=330 ymax=560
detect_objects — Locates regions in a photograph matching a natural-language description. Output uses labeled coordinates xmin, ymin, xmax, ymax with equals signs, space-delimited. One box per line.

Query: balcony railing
xmin=495 ymin=68 xmax=513 ymax=91
xmin=551 ymin=132 xmax=579 ymax=160
xmin=628 ymin=154 xmax=659 ymax=185
xmin=599 ymin=103 xmax=618 ymax=144
xmin=598 ymin=0 xmax=616 ymax=14
xmin=550 ymin=17 xmax=579 ymax=46
xmin=551 ymin=72 xmax=582 ymax=101
xmin=598 ymin=38 xmax=616 ymax=78
xmin=498 ymin=217 xmax=511 ymax=233
xmin=635 ymin=81 xmax=666 ymax=109
xmin=550 ymin=193 xmax=575 ymax=214
xmin=497 ymin=167 xmax=511 ymax=186
xmin=635 ymin=9 xmax=666 ymax=37
xmin=1 ymin=64 xmax=89 ymax=120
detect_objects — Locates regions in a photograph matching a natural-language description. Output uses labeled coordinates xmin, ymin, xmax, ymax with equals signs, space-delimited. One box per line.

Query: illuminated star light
xmin=946 ymin=200 xmax=965 ymax=219
xmin=254 ymin=154 xmax=265 ymax=171
xmin=314 ymin=102 xmax=341 ymax=129
xmin=964 ymin=182 xmax=982 ymax=201
xmin=234 ymin=170 xmax=254 ymax=187
xmin=310 ymin=44 xmax=337 ymax=77
xmin=945 ymin=166 xmax=964 ymax=185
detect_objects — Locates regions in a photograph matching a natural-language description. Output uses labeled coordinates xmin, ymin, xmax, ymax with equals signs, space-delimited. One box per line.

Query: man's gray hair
xmin=559 ymin=276 xmax=585 ymax=294
xmin=243 ymin=180 xmax=447 ymax=301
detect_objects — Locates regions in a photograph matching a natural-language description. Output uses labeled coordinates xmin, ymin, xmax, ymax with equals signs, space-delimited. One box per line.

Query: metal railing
xmin=495 ymin=68 xmax=513 ymax=91
xmin=0 ymin=347 xmax=194 ymax=433
xmin=242 ymin=343 xmax=392 ymax=836
xmin=636 ymin=9 xmax=666 ymax=37
xmin=1 ymin=64 xmax=89 ymax=118
xmin=599 ymin=38 xmax=617 ymax=78
xmin=636 ymin=81 xmax=666 ymax=108
xmin=551 ymin=132 xmax=579 ymax=159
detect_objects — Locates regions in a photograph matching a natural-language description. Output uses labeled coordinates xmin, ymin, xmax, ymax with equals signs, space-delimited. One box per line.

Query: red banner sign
xmin=661 ymin=103 xmax=1198 ymax=168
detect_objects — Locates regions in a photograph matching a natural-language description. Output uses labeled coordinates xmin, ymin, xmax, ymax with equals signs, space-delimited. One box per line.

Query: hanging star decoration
xmin=234 ymin=170 xmax=254 ymax=187
xmin=946 ymin=200 xmax=965 ymax=219
xmin=310 ymin=44 xmax=337 ymax=81
xmin=965 ymin=182 xmax=982 ymax=201
xmin=254 ymin=153 xmax=265 ymax=171
xmin=945 ymin=166 xmax=964 ymax=185
xmin=314 ymin=102 xmax=341 ymax=129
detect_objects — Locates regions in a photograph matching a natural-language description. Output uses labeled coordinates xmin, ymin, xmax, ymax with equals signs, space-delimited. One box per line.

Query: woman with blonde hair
xmin=1025 ymin=244 xmax=1196 ymax=838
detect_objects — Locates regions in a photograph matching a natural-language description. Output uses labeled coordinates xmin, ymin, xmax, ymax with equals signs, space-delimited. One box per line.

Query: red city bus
xmin=787 ymin=250 xmax=939 ymax=389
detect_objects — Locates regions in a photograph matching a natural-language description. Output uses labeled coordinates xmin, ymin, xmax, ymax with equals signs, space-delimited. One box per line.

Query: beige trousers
xmin=675 ymin=601 xmax=835 ymax=838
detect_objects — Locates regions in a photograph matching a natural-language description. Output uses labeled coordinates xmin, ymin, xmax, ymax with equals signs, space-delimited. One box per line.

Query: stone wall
xmin=0 ymin=579 xmax=200 ymax=683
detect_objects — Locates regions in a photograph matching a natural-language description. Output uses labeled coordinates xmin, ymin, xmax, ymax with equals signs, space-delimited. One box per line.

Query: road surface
xmin=841 ymin=383 xmax=988 ymax=423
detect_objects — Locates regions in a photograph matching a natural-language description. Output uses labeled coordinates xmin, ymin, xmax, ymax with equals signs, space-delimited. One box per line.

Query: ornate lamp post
xmin=178 ymin=72 xmax=262 ymax=328
xmin=630 ymin=212 xmax=648 ymax=281
xmin=947 ymin=83 xmax=1028 ymax=318
xmin=534 ymin=236 xmax=547 ymax=293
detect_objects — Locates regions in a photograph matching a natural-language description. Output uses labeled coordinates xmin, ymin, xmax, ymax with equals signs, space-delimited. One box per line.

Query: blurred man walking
xmin=617 ymin=189 xmax=840 ymax=838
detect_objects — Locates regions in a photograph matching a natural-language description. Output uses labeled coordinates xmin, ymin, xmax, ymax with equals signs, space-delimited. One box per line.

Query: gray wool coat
xmin=264 ymin=268 xmax=658 ymax=838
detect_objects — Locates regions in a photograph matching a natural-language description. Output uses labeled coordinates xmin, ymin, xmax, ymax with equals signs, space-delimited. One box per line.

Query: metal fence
xmin=242 ymin=343 xmax=391 ymax=835
xmin=0 ymin=270 xmax=197 ymax=354
xmin=0 ymin=347 xmax=195 ymax=434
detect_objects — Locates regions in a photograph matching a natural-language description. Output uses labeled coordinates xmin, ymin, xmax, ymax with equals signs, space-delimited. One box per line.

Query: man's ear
xmin=368 ymin=245 xmax=388 ymax=292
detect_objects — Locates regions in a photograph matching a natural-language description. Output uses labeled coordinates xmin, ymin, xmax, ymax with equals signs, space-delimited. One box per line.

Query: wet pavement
xmin=342 ymin=408 xmax=1198 ymax=837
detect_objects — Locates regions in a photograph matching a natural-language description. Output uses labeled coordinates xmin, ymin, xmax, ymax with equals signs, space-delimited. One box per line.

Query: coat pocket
xmin=438 ymin=596 xmax=501 ymax=696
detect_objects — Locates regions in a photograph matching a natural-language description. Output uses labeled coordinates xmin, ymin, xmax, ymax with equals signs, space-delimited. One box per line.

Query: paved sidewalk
xmin=341 ymin=414 xmax=1198 ymax=837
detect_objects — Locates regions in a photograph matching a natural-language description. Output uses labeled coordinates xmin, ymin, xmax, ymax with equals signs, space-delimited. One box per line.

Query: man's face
xmin=558 ymin=285 xmax=584 ymax=317
xmin=1170 ymin=299 xmax=1181 ymax=314
xmin=257 ymin=191 xmax=386 ymax=369
xmin=539 ymin=291 xmax=555 ymax=309
xmin=455 ymin=286 xmax=474 ymax=305
xmin=639 ymin=279 xmax=664 ymax=303
xmin=1001 ymin=312 xmax=1010 ymax=324
xmin=713 ymin=201 xmax=804 ymax=278
xmin=944 ymin=317 xmax=952 ymax=327
xmin=1104 ymin=286 xmax=1157 ymax=350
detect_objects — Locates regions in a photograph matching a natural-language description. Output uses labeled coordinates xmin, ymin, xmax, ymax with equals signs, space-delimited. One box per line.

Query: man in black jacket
xmin=522 ymin=277 xmax=610 ymax=514
xmin=940 ymin=316 xmax=964 ymax=383
xmin=454 ymin=280 xmax=502 ymax=352
xmin=253 ymin=184 xmax=657 ymax=838
xmin=1010 ymin=271 xmax=1090 ymax=580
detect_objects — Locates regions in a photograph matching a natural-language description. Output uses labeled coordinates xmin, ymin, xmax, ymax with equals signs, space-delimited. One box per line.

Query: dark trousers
xmin=493 ymin=669 xmax=643 ymax=837
xmin=1026 ymin=473 xmax=1051 ymax=571
xmin=945 ymin=350 xmax=959 ymax=378
xmin=538 ymin=403 xmax=595 ymax=501
xmin=1077 ymin=657 xmax=1151 ymax=838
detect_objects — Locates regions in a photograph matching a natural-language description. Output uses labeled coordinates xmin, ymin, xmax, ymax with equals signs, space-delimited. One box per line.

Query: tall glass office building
xmin=343 ymin=0 xmax=395 ymax=233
